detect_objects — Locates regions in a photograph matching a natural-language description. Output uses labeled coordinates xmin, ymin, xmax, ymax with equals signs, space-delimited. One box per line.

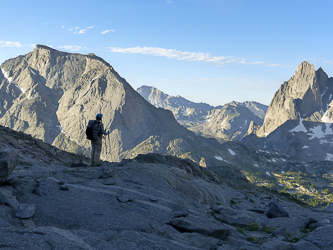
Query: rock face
xmin=137 ymin=86 xmax=267 ymax=143
xmin=1 ymin=126 xmax=333 ymax=249
xmin=190 ymin=101 xmax=267 ymax=142
xmin=257 ymin=61 xmax=333 ymax=137
xmin=243 ymin=62 xmax=333 ymax=162
xmin=137 ymin=85 xmax=217 ymax=127
xmin=0 ymin=45 xmax=225 ymax=165
xmin=0 ymin=148 xmax=19 ymax=182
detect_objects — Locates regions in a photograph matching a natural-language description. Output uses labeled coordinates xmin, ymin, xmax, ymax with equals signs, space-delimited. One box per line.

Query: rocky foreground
xmin=1 ymin=126 xmax=333 ymax=249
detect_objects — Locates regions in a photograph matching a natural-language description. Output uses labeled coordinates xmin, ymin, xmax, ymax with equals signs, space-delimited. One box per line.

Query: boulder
xmin=264 ymin=198 xmax=289 ymax=218
xmin=324 ymin=204 xmax=333 ymax=213
xmin=0 ymin=148 xmax=19 ymax=182
xmin=168 ymin=215 xmax=231 ymax=240
xmin=15 ymin=203 xmax=36 ymax=219
xmin=304 ymin=218 xmax=318 ymax=229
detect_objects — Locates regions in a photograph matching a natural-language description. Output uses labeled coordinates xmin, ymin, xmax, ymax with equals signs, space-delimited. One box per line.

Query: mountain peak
xmin=295 ymin=61 xmax=314 ymax=77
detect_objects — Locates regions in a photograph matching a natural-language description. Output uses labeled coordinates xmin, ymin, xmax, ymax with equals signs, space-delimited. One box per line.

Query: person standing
xmin=91 ymin=113 xmax=109 ymax=166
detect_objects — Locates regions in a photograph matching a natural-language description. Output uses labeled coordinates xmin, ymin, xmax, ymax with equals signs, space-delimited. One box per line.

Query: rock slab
xmin=0 ymin=148 xmax=19 ymax=182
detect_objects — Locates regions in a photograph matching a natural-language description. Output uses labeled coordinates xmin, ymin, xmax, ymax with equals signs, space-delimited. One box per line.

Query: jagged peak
xmin=295 ymin=61 xmax=314 ymax=74
xmin=34 ymin=44 xmax=64 ymax=55
xmin=316 ymin=66 xmax=328 ymax=77
xmin=32 ymin=44 xmax=112 ymax=68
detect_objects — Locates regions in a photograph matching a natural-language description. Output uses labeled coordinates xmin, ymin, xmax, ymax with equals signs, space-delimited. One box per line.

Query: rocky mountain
xmin=137 ymin=85 xmax=217 ymax=127
xmin=137 ymin=86 xmax=267 ymax=143
xmin=0 ymin=45 xmax=227 ymax=166
xmin=1 ymin=124 xmax=333 ymax=249
xmin=257 ymin=61 xmax=333 ymax=137
xmin=243 ymin=62 xmax=333 ymax=162
xmin=190 ymin=101 xmax=267 ymax=142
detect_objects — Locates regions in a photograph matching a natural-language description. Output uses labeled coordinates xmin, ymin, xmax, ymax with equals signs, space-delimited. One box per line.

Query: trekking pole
xmin=107 ymin=132 xmax=110 ymax=162
xmin=104 ymin=131 xmax=108 ymax=161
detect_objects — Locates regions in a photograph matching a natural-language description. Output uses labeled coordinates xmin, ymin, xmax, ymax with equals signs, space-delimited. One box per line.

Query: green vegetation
xmin=245 ymin=223 xmax=260 ymax=231
xmin=286 ymin=237 xmax=301 ymax=243
xmin=243 ymin=169 xmax=333 ymax=208
xmin=246 ymin=236 xmax=262 ymax=244
xmin=236 ymin=227 xmax=245 ymax=235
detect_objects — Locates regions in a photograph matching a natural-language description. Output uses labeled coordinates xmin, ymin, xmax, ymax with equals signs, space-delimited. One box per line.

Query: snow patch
xmin=321 ymin=109 xmax=333 ymax=123
xmin=29 ymin=67 xmax=37 ymax=75
xmin=325 ymin=153 xmax=333 ymax=161
xmin=308 ymin=124 xmax=333 ymax=140
xmin=220 ymin=116 xmax=228 ymax=127
xmin=56 ymin=125 xmax=63 ymax=132
xmin=302 ymin=145 xmax=310 ymax=149
xmin=15 ymin=84 xmax=25 ymax=94
xmin=228 ymin=149 xmax=236 ymax=156
xmin=266 ymin=172 xmax=271 ymax=176
xmin=1 ymin=68 xmax=13 ymax=83
xmin=290 ymin=112 xmax=307 ymax=133
xmin=214 ymin=156 xmax=223 ymax=161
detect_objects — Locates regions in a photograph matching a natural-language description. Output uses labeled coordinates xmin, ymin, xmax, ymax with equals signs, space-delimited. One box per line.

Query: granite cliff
xmin=243 ymin=62 xmax=333 ymax=162
xmin=0 ymin=45 xmax=224 ymax=165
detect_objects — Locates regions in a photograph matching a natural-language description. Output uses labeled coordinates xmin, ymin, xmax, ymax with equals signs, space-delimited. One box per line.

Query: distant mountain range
xmin=137 ymin=86 xmax=267 ymax=142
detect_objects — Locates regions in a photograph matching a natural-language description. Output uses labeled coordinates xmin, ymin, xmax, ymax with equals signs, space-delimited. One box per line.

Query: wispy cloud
xmin=69 ymin=25 xmax=95 ymax=34
xmin=108 ymin=46 xmax=263 ymax=65
xmin=58 ymin=45 xmax=86 ymax=51
xmin=324 ymin=61 xmax=333 ymax=64
xmin=101 ymin=29 xmax=115 ymax=34
xmin=76 ymin=29 xmax=87 ymax=34
xmin=0 ymin=41 xmax=22 ymax=47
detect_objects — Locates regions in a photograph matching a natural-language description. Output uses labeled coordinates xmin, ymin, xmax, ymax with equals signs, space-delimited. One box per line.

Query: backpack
xmin=86 ymin=120 xmax=100 ymax=140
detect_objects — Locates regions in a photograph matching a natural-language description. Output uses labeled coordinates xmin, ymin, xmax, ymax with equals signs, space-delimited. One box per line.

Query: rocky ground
xmin=1 ymin=126 xmax=333 ymax=249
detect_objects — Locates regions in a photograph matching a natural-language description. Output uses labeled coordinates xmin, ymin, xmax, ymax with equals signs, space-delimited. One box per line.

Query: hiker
xmin=89 ymin=113 xmax=109 ymax=166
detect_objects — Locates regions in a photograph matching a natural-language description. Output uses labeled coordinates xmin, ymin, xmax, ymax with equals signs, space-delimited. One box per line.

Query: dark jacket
xmin=96 ymin=120 xmax=108 ymax=137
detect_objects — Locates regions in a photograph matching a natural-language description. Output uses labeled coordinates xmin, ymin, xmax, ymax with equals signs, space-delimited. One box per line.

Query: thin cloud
xmin=108 ymin=46 xmax=263 ymax=65
xmin=58 ymin=45 xmax=86 ymax=51
xmin=76 ymin=29 xmax=87 ymax=34
xmin=73 ymin=25 xmax=95 ymax=34
xmin=0 ymin=41 xmax=22 ymax=47
xmin=101 ymin=29 xmax=115 ymax=34
xmin=324 ymin=61 xmax=333 ymax=64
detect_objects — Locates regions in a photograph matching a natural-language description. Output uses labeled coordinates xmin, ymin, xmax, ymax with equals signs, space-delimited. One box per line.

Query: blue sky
xmin=1 ymin=0 xmax=333 ymax=106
